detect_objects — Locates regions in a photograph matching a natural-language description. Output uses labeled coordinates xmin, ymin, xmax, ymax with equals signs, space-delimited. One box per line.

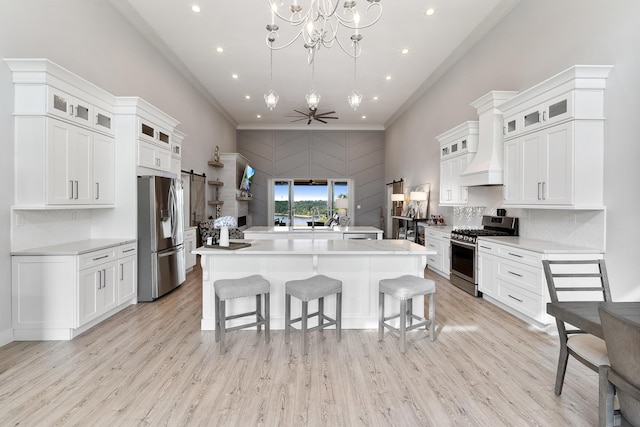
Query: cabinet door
xmin=93 ymin=133 xmax=115 ymax=205
xmin=477 ymin=251 xmax=495 ymax=296
xmin=439 ymin=159 xmax=453 ymax=203
xmin=79 ymin=266 xmax=101 ymax=325
xmin=503 ymin=138 xmax=521 ymax=203
xmin=46 ymin=120 xmax=93 ymax=205
xmin=456 ymin=156 xmax=469 ymax=203
xmin=118 ymin=256 xmax=137 ymax=304
xmin=542 ymin=123 xmax=573 ymax=205
xmin=184 ymin=235 xmax=197 ymax=270
xmin=520 ymin=132 xmax=545 ymax=204
xmin=94 ymin=106 xmax=114 ymax=136
xmin=101 ymin=262 xmax=118 ymax=313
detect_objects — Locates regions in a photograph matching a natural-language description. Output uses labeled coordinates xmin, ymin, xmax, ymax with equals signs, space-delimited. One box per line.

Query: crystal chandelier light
xmin=265 ymin=0 xmax=382 ymax=110
xmin=264 ymin=45 xmax=279 ymax=110
xmin=266 ymin=0 xmax=382 ymax=63
xmin=348 ymin=25 xmax=362 ymax=110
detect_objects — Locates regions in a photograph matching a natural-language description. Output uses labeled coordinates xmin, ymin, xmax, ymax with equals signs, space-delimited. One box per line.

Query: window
xmin=271 ymin=179 xmax=352 ymax=227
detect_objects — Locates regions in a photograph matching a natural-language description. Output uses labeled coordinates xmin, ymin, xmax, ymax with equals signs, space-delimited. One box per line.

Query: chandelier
xmin=265 ymin=0 xmax=383 ymax=64
xmin=265 ymin=0 xmax=382 ymax=111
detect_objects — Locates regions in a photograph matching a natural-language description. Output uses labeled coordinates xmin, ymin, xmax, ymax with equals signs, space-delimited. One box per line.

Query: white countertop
xmin=244 ymin=226 xmax=383 ymax=234
xmin=419 ymin=224 xmax=453 ymax=234
xmin=194 ymin=238 xmax=433 ymax=256
xmin=12 ymin=239 xmax=137 ymax=256
xmin=477 ymin=236 xmax=603 ymax=254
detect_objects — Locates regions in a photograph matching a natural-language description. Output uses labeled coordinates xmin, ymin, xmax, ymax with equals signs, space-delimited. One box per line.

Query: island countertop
xmin=193 ymin=238 xmax=428 ymax=256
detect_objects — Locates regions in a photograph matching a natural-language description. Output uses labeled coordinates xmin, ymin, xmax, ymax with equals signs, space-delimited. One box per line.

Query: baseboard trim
xmin=0 ymin=327 xmax=14 ymax=348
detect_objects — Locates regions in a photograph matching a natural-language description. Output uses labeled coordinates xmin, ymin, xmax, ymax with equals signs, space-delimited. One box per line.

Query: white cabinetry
xmin=12 ymin=240 xmax=138 ymax=340
xmin=171 ymin=130 xmax=185 ymax=176
xmin=113 ymin=97 xmax=180 ymax=177
xmin=423 ymin=227 xmax=450 ymax=278
xmin=436 ymin=122 xmax=478 ymax=206
xmin=117 ymin=243 xmax=137 ymax=304
xmin=78 ymin=247 xmax=118 ymax=326
xmin=6 ymin=58 xmax=116 ymax=209
xmin=500 ymin=65 xmax=613 ymax=209
xmin=184 ymin=227 xmax=197 ymax=272
xmin=477 ymin=237 xmax=603 ymax=328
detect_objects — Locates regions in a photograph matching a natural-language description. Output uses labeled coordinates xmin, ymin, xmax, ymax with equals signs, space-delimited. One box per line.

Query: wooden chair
xmin=542 ymin=259 xmax=612 ymax=395
xmin=598 ymin=307 xmax=640 ymax=427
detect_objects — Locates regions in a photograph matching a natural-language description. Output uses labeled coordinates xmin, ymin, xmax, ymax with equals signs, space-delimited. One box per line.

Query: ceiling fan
xmin=286 ymin=108 xmax=339 ymax=125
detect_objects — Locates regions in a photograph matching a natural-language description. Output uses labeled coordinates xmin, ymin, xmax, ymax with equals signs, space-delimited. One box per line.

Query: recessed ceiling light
xmin=257 ymin=114 xmax=262 ymax=118
xmin=373 ymin=96 xmax=379 ymax=101
xmin=401 ymin=48 xmax=409 ymax=55
xmin=192 ymin=5 xmax=201 ymax=13
xmin=232 ymin=74 xmax=238 ymax=79
xmin=426 ymin=8 xmax=435 ymax=16
xmin=216 ymin=46 xmax=224 ymax=53
xmin=245 ymin=95 xmax=251 ymax=100
xmin=361 ymin=115 xmax=367 ymax=119
xmin=385 ymin=75 xmax=392 ymax=81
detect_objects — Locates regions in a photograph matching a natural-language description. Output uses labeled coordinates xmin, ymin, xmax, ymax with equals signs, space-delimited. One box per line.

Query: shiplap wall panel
xmin=237 ymin=129 xmax=384 ymax=228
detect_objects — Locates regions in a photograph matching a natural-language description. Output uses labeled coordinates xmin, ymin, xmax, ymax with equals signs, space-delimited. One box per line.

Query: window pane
xmin=294 ymin=180 xmax=328 ymax=226
xmin=274 ymin=181 xmax=290 ymax=226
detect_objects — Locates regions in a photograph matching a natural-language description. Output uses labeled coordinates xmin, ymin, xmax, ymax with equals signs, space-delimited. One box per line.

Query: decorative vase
xmin=219 ymin=226 xmax=229 ymax=247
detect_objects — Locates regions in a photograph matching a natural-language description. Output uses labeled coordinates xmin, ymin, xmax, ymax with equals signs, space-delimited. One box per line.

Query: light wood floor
xmin=0 ymin=265 xmax=598 ymax=426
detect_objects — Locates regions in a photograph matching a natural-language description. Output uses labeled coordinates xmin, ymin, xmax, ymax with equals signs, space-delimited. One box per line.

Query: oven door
xmin=450 ymin=240 xmax=476 ymax=284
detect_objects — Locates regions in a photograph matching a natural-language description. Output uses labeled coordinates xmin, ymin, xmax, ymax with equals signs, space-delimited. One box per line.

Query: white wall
xmin=0 ymin=0 xmax=236 ymax=345
xmin=385 ymin=0 xmax=640 ymax=300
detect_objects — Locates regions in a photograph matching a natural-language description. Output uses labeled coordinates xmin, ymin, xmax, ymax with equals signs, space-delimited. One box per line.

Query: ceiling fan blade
xmin=316 ymin=111 xmax=336 ymax=117
xmin=294 ymin=110 xmax=309 ymax=116
xmin=307 ymin=117 xmax=312 ymax=125
xmin=319 ymin=116 xmax=338 ymax=120
xmin=285 ymin=114 xmax=305 ymax=118
xmin=290 ymin=117 xmax=308 ymax=123
xmin=315 ymin=118 xmax=328 ymax=124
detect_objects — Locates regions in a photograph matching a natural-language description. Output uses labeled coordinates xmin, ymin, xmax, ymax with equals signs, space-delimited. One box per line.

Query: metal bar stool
xmin=379 ymin=275 xmax=436 ymax=353
xmin=285 ymin=275 xmax=342 ymax=355
xmin=214 ymin=275 xmax=270 ymax=355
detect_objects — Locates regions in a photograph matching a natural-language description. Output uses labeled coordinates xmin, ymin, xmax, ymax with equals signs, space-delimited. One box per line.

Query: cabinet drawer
xmin=425 ymin=229 xmax=442 ymax=240
xmin=424 ymin=238 xmax=442 ymax=254
xmin=184 ymin=228 xmax=197 ymax=239
xmin=427 ymin=254 xmax=442 ymax=270
xmin=496 ymin=279 xmax=543 ymax=321
xmin=495 ymin=258 xmax=542 ymax=295
xmin=79 ymin=247 xmax=117 ymax=270
xmin=496 ymin=245 xmax=542 ymax=268
xmin=117 ymin=243 xmax=137 ymax=258
xmin=477 ymin=241 xmax=496 ymax=254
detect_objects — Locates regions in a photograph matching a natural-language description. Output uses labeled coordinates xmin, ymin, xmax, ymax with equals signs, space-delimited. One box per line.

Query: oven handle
xmin=451 ymin=239 xmax=476 ymax=249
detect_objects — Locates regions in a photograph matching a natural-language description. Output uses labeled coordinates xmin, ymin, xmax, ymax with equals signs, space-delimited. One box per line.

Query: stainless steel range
xmin=449 ymin=215 xmax=518 ymax=296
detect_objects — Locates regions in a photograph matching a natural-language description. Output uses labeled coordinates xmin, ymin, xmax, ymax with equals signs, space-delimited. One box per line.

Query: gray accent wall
xmin=237 ymin=130 xmax=385 ymax=228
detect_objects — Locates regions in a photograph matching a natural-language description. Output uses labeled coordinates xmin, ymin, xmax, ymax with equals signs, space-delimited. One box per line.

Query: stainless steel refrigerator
xmin=137 ymin=176 xmax=186 ymax=301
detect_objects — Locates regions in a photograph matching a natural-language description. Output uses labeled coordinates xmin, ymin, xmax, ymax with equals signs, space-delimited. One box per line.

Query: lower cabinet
xmin=477 ymin=238 xmax=603 ymax=327
xmin=117 ymin=243 xmax=138 ymax=305
xmin=184 ymin=227 xmax=197 ymax=271
xmin=12 ymin=240 xmax=137 ymax=340
xmin=424 ymin=227 xmax=451 ymax=279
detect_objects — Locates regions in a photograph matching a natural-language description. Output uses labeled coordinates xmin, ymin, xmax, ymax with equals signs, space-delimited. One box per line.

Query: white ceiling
xmin=111 ymin=0 xmax=518 ymax=130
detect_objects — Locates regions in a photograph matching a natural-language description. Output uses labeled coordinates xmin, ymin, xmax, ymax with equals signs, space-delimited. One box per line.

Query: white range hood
xmin=459 ymin=91 xmax=518 ymax=187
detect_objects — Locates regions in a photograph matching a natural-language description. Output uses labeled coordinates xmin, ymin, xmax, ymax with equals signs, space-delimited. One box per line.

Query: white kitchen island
xmin=194 ymin=239 xmax=434 ymax=330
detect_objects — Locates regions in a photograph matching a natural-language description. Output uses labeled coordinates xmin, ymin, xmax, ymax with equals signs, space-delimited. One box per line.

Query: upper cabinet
xmin=6 ymin=58 xmax=117 ymax=209
xmin=436 ymin=121 xmax=479 ymax=206
xmin=500 ymin=65 xmax=613 ymax=209
xmin=114 ymin=97 xmax=181 ymax=177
